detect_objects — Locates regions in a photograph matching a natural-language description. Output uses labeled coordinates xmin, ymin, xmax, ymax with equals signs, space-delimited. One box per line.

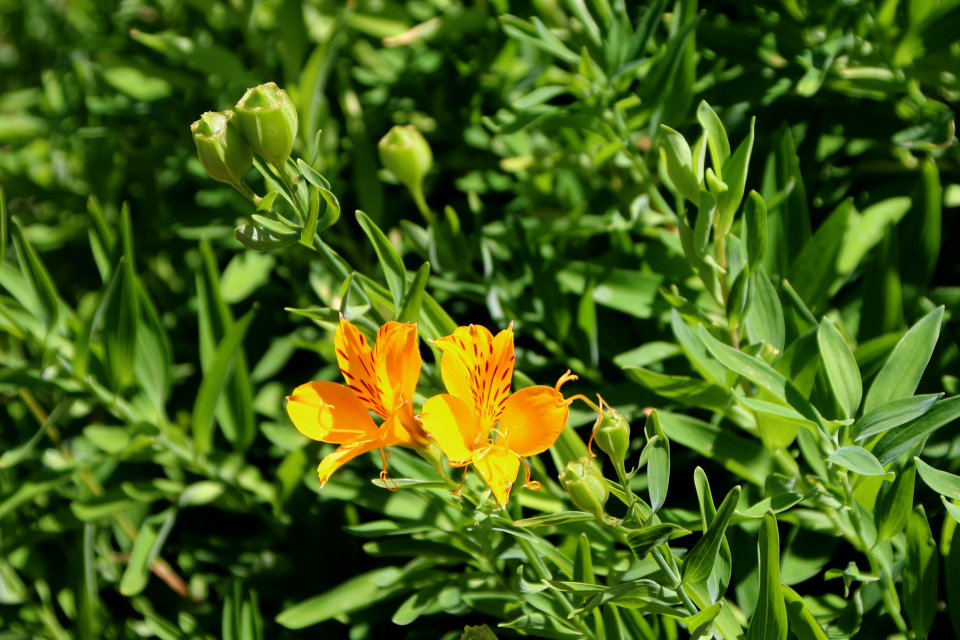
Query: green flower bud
xmin=190 ymin=110 xmax=255 ymax=200
xmin=558 ymin=456 xmax=609 ymax=522
xmin=378 ymin=125 xmax=433 ymax=194
xmin=592 ymin=404 xmax=631 ymax=468
xmin=234 ymin=82 xmax=298 ymax=170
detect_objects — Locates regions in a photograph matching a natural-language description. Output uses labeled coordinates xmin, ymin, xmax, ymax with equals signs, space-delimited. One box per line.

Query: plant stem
xmin=410 ymin=184 xmax=434 ymax=224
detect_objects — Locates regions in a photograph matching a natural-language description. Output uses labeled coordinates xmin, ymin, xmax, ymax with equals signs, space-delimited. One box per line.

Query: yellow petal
xmin=373 ymin=321 xmax=421 ymax=410
xmin=473 ymin=444 xmax=520 ymax=507
xmin=420 ymin=394 xmax=478 ymax=463
xmin=498 ymin=385 xmax=568 ymax=457
xmin=335 ymin=318 xmax=387 ymax=418
xmin=286 ymin=381 xmax=377 ymax=443
xmin=435 ymin=325 xmax=515 ymax=432
xmin=316 ymin=436 xmax=384 ymax=486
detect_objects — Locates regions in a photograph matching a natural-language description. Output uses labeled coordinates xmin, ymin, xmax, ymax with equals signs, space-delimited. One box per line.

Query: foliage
xmin=1 ymin=1 xmax=960 ymax=639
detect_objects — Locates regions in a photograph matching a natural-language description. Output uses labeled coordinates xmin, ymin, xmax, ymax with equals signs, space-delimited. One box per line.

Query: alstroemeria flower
xmin=286 ymin=318 xmax=427 ymax=486
xmin=420 ymin=324 xmax=574 ymax=506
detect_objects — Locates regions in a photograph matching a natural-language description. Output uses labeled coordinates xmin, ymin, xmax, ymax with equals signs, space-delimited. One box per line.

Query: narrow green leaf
xmin=852 ymin=394 xmax=941 ymax=441
xmin=603 ymin=606 xmax=626 ymax=640
xmin=0 ymin=398 xmax=73 ymax=468
xmin=11 ymin=216 xmax=60 ymax=333
xmin=904 ymin=505 xmax=938 ymax=638
xmin=694 ymin=191 xmax=717 ymax=257
xmin=915 ymin=457 xmax=960 ymax=500
xmin=625 ymin=524 xmax=690 ymax=560
xmin=726 ymin=268 xmax=750 ymax=334
xmin=234 ymin=225 xmax=300 ymax=252
xmin=300 ymin=185 xmax=320 ymax=247
xmin=698 ymin=325 xmax=826 ymax=432
xmin=743 ymin=191 xmax=767 ymax=272
xmin=275 ymin=567 xmax=402 ymax=628
xmin=874 ymin=395 xmax=960 ymax=465
xmin=863 ymin=306 xmax=943 ymax=414
xmin=717 ymin=117 xmax=755 ymax=234
xmin=697 ymin=101 xmax=731 ymax=176
xmin=782 ymin=584 xmax=829 ymax=640
xmin=948 ymin=515 xmax=960 ymax=639
xmin=0 ymin=186 xmax=7 ymax=266
xmin=396 ymin=262 xmax=430 ymax=324
xmin=875 ymin=461 xmax=916 ymax=543
xmin=744 ymin=266 xmax=785 ymax=354
xmin=746 ymin=512 xmax=787 ymax=640
xmin=514 ymin=512 xmax=595 ymax=528
xmin=119 ymin=522 xmax=158 ymax=596
xmin=660 ymin=125 xmax=700 ymax=205
xmin=943 ymin=496 xmax=960 ymax=526
xmin=683 ymin=486 xmax=741 ymax=585
xmin=192 ymin=306 xmax=258 ymax=454
xmin=103 ymin=252 xmax=140 ymax=391
xmin=500 ymin=612 xmax=583 ymax=640
xmin=827 ymin=446 xmax=892 ymax=478
xmin=574 ymin=533 xmax=594 ymax=585
xmin=900 ymin=158 xmax=941 ymax=308
xmin=356 ymin=210 xmax=405 ymax=310
xmin=685 ymin=601 xmax=724 ymax=638
xmin=645 ymin=410 xmax=670 ymax=513
xmin=817 ymin=319 xmax=862 ymax=419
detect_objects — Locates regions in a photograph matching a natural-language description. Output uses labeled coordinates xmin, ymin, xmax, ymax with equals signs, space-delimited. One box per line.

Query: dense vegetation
xmin=1 ymin=1 xmax=959 ymax=639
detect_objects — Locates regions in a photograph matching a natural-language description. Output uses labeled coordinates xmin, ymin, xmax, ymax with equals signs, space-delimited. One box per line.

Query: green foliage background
xmin=1 ymin=0 xmax=959 ymax=639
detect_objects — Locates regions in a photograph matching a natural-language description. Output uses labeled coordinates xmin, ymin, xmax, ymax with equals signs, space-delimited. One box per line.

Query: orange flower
xmin=420 ymin=324 xmax=574 ymax=506
xmin=286 ymin=318 xmax=427 ymax=486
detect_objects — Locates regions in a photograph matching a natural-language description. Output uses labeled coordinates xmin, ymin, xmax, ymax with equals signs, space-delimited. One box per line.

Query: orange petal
xmin=335 ymin=318 xmax=388 ymax=418
xmin=379 ymin=402 xmax=429 ymax=449
xmin=316 ymin=436 xmax=384 ymax=486
xmin=498 ymin=385 xmax=568 ymax=457
xmin=420 ymin=394 xmax=478 ymax=463
xmin=373 ymin=321 xmax=421 ymax=410
xmin=286 ymin=381 xmax=378 ymax=443
xmin=473 ymin=444 xmax=520 ymax=507
xmin=434 ymin=325 xmax=514 ymax=432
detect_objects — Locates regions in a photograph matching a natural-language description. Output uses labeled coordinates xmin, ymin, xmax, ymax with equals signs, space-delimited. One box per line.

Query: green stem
xmin=410 ymin=184 xmax=434 ymax=224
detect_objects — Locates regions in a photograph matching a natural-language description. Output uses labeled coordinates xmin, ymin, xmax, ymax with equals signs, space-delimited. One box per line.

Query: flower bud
xmin=558 ymin=456 xmax=609 ymax=522
xmin=378 ymin=125 xmax=433 ymax=194
xmin=190 ymin=110 xmax=255 ymax=200
xmin=592 ymin=405 xmax=631 ymax=468
xmin=234 ymin=82 xmax=298 ymax=170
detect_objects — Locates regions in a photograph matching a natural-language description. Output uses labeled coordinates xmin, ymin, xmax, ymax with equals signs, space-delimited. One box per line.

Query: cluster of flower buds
xmin=190 ymin=82 xmax=298 ymax=202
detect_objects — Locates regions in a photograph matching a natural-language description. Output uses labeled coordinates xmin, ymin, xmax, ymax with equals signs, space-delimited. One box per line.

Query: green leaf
xmin=863 ymin=306 xmax=943 ymax=414
xmin=658 ymin=410 xmax=776 ymax=486
xmin=645 ymin=410 xmax=670 ymax=513
xmin=744 ymin=266 xmax=785 ymax=354
xmin=396 ymin=262 xmax=430 ymax=324
xmin=875 ymin=461 xmax=916 ymax=544
xmin=192 ymin=306 xmax=258 ymax=454
xmin=903 ymin=505 xmax=938 ymax=638
xmin=671 ymin=310 xmax=727 ymax=386
xmin=948 ymin=515 xmax=960 ymax=639
xmin=698 ymin=325 xmax=826 ymax=433
xmin=827 ymin=446 xmax=892 ymax=479
xmin=901 ymin=159 xmax=941 ymax=308
xmin=788 ymin=199 xmax=853 ymax=311
xmin=103 ymin=250 xmax=140 ymax=391
xmin=0 ymin=186 xmax=7 ymax=266
xmin=234 ymin=225 xmax=300 ymax=252
xmin=726 ymin=268 xmax=750 ymax=335
xmin=817 ymin=318 xmax=862 ymax=420
xmin=574 ymin=533 xmax=594 ymax=586
xmin=837 ymin=197 xmax=912 ymax=276
xmin=746 ymin=512 xmax=787 ymax=640
xmin=782 ymin=585 xmax=829 ymax=640
xmin=717 ymin=117 xmax=755 ymax=234
xmin=915 ymin=457 xmax=960 ymax=500
xmin=743 ymin=191 xmax=767 ymax=272
xmin=356 ymin=210 xmax=405 ymax=310
xmin=0 ymin=398 xmax=72 ymax=468
xmin=659 ymin=125 xmax=700 ymax=205
xmin=11 ymin=216 xmax=60 ymax=333
xmin=683 ymin=486 xmax=741 ymax=585
xmin=697 ymin=101 xmax=730 ymax=176
xmin=874 ymin=395 xmax=960 ymax=465
xmin=942 ymin=496 xmax=960 ymax=526
xmin=762 ymin=126 xmax=811 ymax=277
xmin=119 ymin=522 xmax=158 ymax=596
xmin=500 ymin=612 xmax=583 ymax=640
xmin=684 ymin=601 xmax=724 ymax=638
xmin=625 ymin=524 xmax=690 ymax=561
xmin=852 ymin=394 xmax=941 ymax=442
xmin=275 ymin=567 xmax=401 ymax=629
xmin=514 ymin=512 xmax=595 ymax=528
xmin=694 ymin=191 xmax=717 ymax=258
xmin=602 ymin=606 xmax=625 ymax=640
xmin=624 ymin=366 xmax=736 ymax=418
